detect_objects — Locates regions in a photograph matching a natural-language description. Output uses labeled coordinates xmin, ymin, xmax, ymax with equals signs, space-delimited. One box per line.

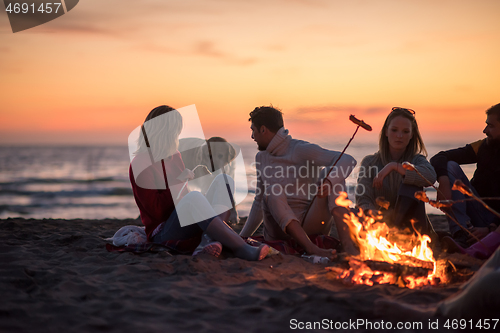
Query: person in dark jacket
xmin=430 ymin=103 xmax=500 ymax=257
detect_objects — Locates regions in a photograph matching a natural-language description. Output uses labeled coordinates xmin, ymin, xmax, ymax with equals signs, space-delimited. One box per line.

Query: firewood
xmin=364 ymin=260 xmax=432 ymax=278
xmin=397 ymin=254 xmax=435 ymax=270
xmin=335 ymin=253 xmax=434 ymax=270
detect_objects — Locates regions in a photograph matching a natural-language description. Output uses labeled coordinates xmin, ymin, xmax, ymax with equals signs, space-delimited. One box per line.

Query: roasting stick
xmin=402 ymin=162 xmax=444 ymax=196
xmin=453 ymin=180 xmax=500 ymax=220
xmin=206 ymin=142 xmax=237 ymax=214
xmin=176 ymin=181 xmax=189 ymax=200
xmin=402 ymin=162 xmax=487 ymax=248
xmin=301 ymin=115 xmax=372 ymax=224
xmin=440 ymin=197 xmax=500 ymax=204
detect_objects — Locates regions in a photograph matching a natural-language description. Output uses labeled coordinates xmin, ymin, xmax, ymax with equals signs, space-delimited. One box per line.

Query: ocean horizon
xmin=0 ymin=141 xmax=477 ymax=220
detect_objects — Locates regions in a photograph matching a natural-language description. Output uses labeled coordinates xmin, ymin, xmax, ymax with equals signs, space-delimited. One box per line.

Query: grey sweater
xmin=241 ymin=128 xmax=356 ymax=237
xmin=355 ymin=153 xmax=436 ymax=213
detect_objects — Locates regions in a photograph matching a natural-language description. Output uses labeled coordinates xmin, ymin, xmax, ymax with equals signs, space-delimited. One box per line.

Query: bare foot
xmin=192 ymin=233 xmax=222 ymax=257
xmin=235 ymin=244 xmax=269 ymax=261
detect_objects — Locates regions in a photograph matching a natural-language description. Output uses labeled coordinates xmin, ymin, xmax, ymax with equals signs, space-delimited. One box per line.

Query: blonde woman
xmin=356 ymin=107 xmax=436 ymax=234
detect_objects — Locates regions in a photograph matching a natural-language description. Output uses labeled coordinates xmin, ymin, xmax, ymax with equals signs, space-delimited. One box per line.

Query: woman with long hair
xmin=129 ymin=105 xmax=268 ymax=260
xmin=356 ymin=107 xmax=437 ymax=234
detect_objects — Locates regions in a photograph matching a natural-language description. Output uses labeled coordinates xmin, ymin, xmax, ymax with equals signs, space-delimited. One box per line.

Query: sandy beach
xmin=0 ymin=215 xmax=485 ymax=333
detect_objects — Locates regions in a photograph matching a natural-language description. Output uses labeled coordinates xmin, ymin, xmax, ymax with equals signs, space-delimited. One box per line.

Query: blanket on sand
xmin=106 ymin=232 xmax=340 ymax=256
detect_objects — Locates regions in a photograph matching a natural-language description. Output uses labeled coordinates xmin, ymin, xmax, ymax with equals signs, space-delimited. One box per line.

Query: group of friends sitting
xmin=128 ymin=103 xmax=500 ymax=262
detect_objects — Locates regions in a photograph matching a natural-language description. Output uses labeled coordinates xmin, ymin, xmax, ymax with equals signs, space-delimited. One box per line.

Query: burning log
xmin=327 ymin=258 xmax=436 ymax=287
xmin=336 ymin=253 xmax=434 ymax=271
xmin=363 ymin=260 xmax=433 ymax=278
xmin=396 ymin=254 xmax=435 ymax=270
xmin=331 ymin=253 xmax=436 ymax=288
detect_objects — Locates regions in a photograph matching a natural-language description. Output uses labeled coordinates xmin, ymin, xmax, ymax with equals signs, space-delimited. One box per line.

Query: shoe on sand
xmin=463 ymin=231 xmax=500 ymax=260
xmin=441 ymin=232 xmax=500 ymax=260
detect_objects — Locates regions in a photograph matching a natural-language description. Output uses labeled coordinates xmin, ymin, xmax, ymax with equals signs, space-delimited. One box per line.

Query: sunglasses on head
xmin=391 ymin=107 xmax=416 ymax=115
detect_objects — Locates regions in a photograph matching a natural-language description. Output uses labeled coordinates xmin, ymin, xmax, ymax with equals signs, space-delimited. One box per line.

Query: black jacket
xmin=430 ymin=139 xmax=500 ymax=214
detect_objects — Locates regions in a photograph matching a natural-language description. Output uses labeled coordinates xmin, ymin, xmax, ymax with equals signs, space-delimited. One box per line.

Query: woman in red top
xmin=129 ymin=105 xmax=268 ymax=260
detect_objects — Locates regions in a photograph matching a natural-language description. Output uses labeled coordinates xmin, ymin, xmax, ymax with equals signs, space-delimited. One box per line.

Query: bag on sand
xmin=106 ymin=225 xmax=147 ymax=246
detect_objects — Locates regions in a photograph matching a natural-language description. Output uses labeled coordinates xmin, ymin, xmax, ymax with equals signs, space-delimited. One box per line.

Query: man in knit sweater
xmin=430 ymin=103 xmax=500 ymax=247
xmin=240 ymin=106 xmax=357 ymax=258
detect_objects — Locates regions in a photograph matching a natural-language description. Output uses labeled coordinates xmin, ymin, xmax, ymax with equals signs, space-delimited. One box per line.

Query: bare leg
xmin=302 ymin=196 xmax=333 ymax=235
xmin=206 ymin=216 xmax=268 ymax=261
xmin=192 ymin=207 xmax=231 ymax=257
xmin=192 ymin=233 xmax=222 ymax=257
xmin=302 ymin=195 xmax=358 ymax=256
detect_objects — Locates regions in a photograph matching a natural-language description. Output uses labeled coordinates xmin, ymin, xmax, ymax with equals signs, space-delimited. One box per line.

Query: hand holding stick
xmin=302 ymin=115 xmax=372 ymax=223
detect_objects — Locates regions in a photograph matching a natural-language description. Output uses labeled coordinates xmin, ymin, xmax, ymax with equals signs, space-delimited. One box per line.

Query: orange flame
xmin=334 ymin=192 xmax=438 ymax=289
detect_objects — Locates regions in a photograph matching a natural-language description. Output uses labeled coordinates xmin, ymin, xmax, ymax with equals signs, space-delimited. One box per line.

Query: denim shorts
xmin=151 ymin=210 xmax=212 ymax=243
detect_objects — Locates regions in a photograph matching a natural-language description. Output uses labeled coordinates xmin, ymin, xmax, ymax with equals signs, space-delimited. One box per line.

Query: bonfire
xmin=328 ymin=192 xmax=442 ymax=289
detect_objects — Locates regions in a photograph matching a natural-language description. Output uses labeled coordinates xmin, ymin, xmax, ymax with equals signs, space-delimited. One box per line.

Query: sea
xmin=0 ymin=142 xmax=476 ymax=220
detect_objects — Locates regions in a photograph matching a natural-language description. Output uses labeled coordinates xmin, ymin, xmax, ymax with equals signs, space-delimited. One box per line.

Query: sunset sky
xmin=0 ymin=0 xmax=499 ymax=146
